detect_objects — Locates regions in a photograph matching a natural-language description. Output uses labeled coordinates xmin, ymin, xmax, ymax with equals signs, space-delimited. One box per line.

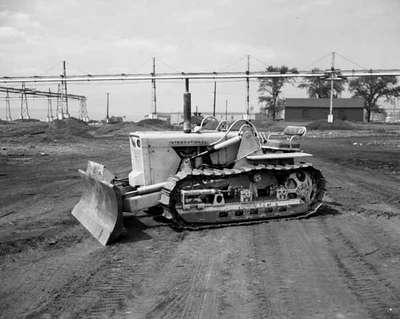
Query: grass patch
xmin=306 ymin=119 xmax=356 ymax=130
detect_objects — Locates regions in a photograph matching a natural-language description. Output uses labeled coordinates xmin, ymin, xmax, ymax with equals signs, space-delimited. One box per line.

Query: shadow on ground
xmin=118 ymin=216 xmax=154 ymax=243
xmin=315 ymin=204 xmax=342 ymax=218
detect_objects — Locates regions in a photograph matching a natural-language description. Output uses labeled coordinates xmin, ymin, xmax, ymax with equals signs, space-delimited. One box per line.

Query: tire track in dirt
xmin=249 ymin=217 xmax=373 ymax=318
xmin=251 ymin=220 xmax=336 ymax=318
xmin=0 ymin=239 xmax=101 ymax=318
xmin=290 ymin=217 xmax=369 ymax=317
xmin=0 ymin=218 xmax=79 ymax=258
xmin=141 ymin=231 xmax=222 ymax=319
xmin=78 ymin=257 xmax=139 ymax=319
xmin=321 ymin=217 xmax=400 ymax=319
xmin=180 ymin=258 xmax=218 ymax=319
xmin=314 ymin=154 xmax=400 ymax=317
xmin=337 ymin=215 xmax=400 ymax=263
xmin=12 ymin=227 xmax=179 ymax=319
xmin=215 ymin=236 xmax=252 ymax=318
xmin=128 ymin=228 xmax=253 ymax=319
xmin=313 ymin=158 xmax=400 ymax=211
xmin=143 ymin=260 xmax=206 ymax=319
xmin=248 ymin=225 xmax=283 ymax=319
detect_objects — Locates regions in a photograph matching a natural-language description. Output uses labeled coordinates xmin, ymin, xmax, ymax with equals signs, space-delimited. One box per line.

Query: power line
xmin=156 ymin=58 xmax=181 ymax=73
xmin=302 ymin=52 xmax=332 ymax=69
xmin=249 ymin=55 xmax=271 ymax=69
xmin=130 ymin=57 xmax=153 ymax=72
xmin=335 ymin=52 xmax=367 ymax=69
xmin=42 ymin=62 xmax=63 ymax=74
xmin=218 ymin=55 xmax=247 ymax=71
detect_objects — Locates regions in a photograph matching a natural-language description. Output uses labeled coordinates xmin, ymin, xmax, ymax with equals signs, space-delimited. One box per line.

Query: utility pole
xmin=328 ymin=51 xmax=335 ymax=123
xmin=151 ymin=57 xmax=157 ymax=119
xmin=213 ymin=81 xmax=216 ymax=116
xmin=62 ymin=60 xmax=70 ymax=118
xmin=5 ymin=90 xmax=12 ymax=121
xmin=106 ymin=92 xmax=110 ymax=122
xmin=47 ymin=88 xmax=54 ymax=122
xmin=225 ymin=99 xmax=228 ymax=120
xmin=245 ymin=54 xmax=250 ymax=119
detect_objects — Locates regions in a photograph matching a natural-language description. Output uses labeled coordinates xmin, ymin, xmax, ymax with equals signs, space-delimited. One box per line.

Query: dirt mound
xmin=0 ymin=118 xmax=92 ymax=142
xmin=93 ymin=122 xmax=127 ymax=135
xmin=306 ymin=119 xmax=356 ymax=130
xmin=13 ymin=118 xmax=41 ymax=123
xmin=93 ymin=120 xmax=179 ymax=137
xmin=136 ymin=119 xmax=177 ymax=130
xmin=50 ymin=118 xmax=89 ymax=132
xmin=46 ymin=118 xmax=91 ymax=139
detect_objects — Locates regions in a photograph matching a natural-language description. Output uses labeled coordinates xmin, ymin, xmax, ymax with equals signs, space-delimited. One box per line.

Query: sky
xmin=0 ymin=0 xmax=399 ymax=120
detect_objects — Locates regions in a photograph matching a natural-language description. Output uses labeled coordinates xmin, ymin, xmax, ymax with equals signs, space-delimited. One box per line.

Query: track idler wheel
xmin=285 ymin=170 xmax=316 ymax=203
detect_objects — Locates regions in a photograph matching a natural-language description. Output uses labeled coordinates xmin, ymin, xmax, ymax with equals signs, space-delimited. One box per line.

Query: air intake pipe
xmin=183 ymin=78 xmax=191 ymax=133
xmin=191 ymin=135 xmax=242 ymax=160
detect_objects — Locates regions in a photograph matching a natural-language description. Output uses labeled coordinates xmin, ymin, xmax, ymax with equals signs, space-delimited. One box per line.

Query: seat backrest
xmin=283 ymin=126 xmax=307 ymax=137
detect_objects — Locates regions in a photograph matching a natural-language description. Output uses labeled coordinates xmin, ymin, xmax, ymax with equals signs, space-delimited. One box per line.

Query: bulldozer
xmin=72 ymin=87 xmax=325 ymax=245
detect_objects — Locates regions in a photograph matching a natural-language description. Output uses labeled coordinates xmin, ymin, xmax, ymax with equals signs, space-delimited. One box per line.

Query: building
xmin=284 ymin=98 xmax=364 ymax=121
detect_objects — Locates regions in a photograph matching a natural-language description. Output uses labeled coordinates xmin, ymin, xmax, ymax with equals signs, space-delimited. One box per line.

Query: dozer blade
xmin=72 ymin=161 xmax=124 ymax=245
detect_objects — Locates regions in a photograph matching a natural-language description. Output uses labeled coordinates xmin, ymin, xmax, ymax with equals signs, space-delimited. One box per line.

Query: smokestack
xmin=183 ymin=78 xmax=191 ymax=133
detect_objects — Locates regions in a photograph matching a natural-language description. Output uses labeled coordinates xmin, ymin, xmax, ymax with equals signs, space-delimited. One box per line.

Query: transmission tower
xmin=61 ymin=61 xmax=70 ymax=118
xmin=47 ymin=88 xmax=54 ymax=122
xmin=56 ymin=84 xmax=63 ymax=119
xmin=79 ymin=98 xmax=89 ymax=122
xmin=20 ymin=83 xmax=30 ymax=120
xmin=5 ymin=90 xmax=12 ymax=121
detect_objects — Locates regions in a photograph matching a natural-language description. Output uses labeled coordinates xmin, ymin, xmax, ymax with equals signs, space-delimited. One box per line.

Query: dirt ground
xmin=1 ymin=121 xmax=400 ymax=319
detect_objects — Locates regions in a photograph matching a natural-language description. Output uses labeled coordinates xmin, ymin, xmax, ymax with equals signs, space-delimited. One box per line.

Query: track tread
xmin=161 ymin=163 xmax=326 ymax=231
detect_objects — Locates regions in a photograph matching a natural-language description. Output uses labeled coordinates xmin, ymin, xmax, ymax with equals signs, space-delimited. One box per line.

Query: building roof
xmin=285 ymin=98 xmax=364 ymax=109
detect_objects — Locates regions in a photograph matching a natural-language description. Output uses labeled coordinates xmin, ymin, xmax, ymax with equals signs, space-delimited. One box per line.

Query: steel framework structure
xmin=0 ymin=85 xmax=88 ymax=122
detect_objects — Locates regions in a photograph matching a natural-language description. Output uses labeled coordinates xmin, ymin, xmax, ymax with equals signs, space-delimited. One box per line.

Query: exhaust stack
xmin=183 ymin=78 xmax=191 ymax=133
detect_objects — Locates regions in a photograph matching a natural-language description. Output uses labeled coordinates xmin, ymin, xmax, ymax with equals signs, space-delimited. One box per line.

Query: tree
xmin=298 ymin=68 xmax=345 ymax=98
xmin=349 ymin=75 xmax=400 ymax=122
xmin=258 ymin=65 xmax=297 ymax=120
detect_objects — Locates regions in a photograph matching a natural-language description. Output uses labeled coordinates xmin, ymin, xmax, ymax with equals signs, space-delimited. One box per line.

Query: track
xmin=1 ymin=134 xmax=400 ymax=318
xmin=160 ymin=164 xmax=325 ymax=230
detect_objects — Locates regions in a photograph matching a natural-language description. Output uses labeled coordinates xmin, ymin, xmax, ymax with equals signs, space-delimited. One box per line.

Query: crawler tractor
xmin=72 ymin=89 xmax=325 ymax=245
